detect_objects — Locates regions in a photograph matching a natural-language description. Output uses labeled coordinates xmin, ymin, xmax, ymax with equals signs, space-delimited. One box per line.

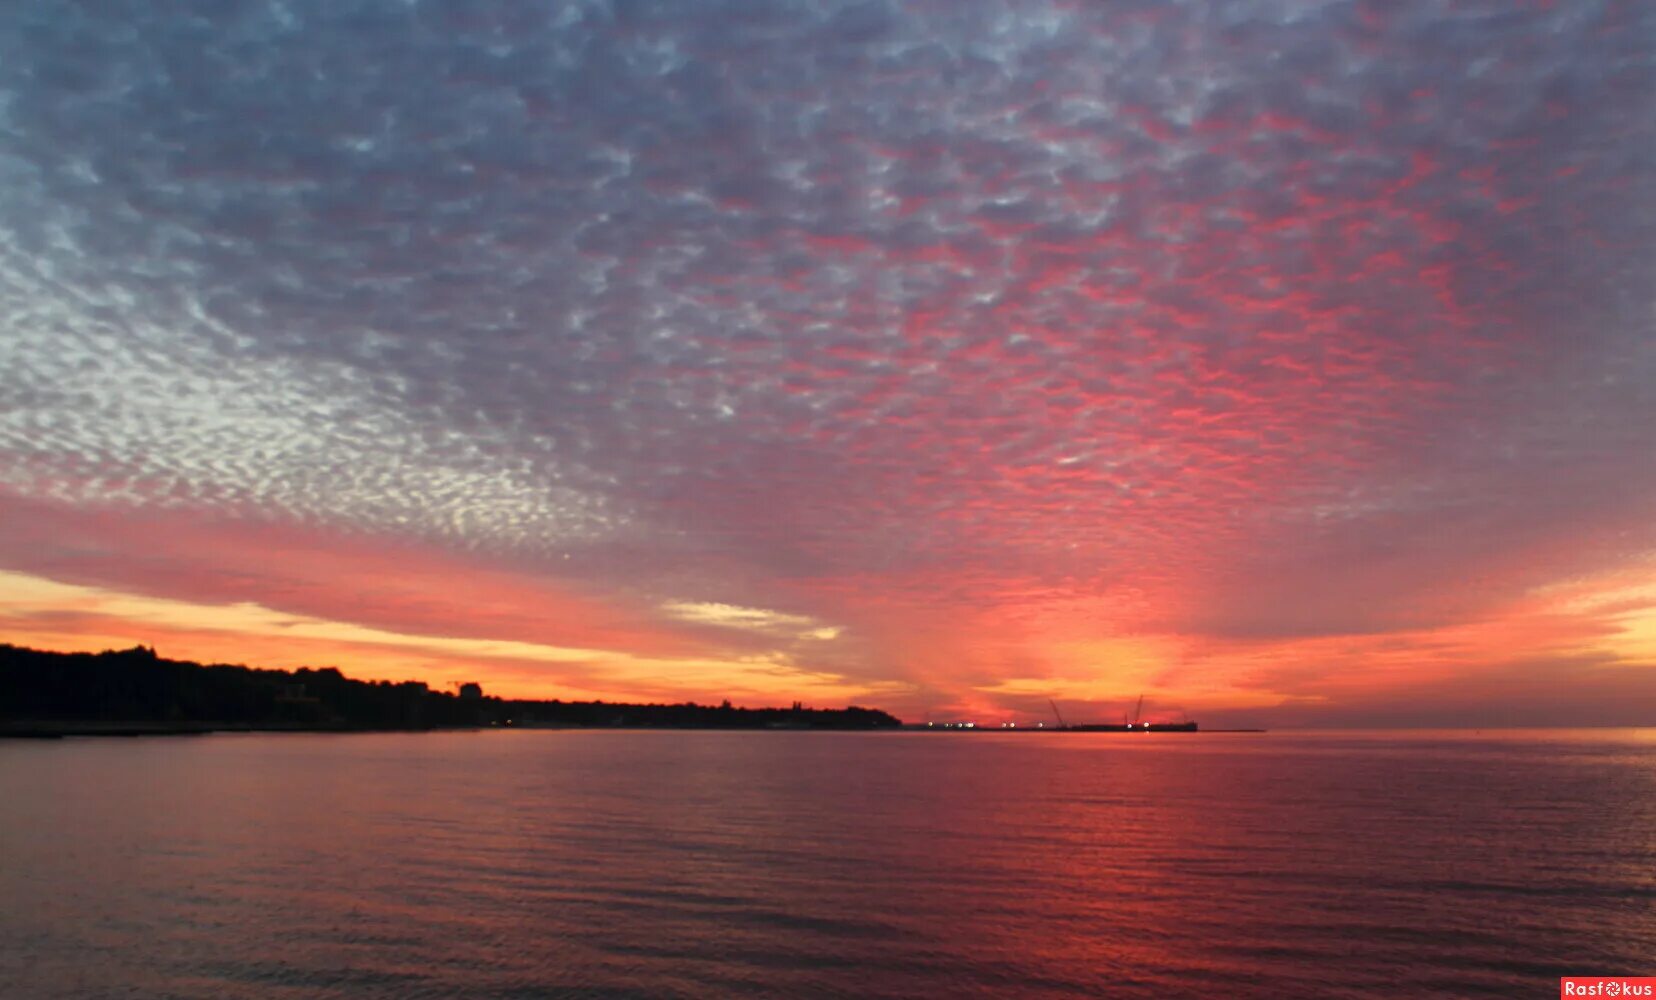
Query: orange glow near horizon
xmin=4 ymin=539 xmax=1654 ymax=725
xmin=0 ymin=569 xmax=908 ymax=706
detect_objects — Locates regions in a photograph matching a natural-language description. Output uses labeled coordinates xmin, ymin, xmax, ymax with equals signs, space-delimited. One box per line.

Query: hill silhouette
xmin=0 ymin=643 xmax=902 ymax=735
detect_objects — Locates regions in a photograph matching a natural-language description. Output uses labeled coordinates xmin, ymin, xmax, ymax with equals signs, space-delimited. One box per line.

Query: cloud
xmin=0 ymin=568 xmax=900 ymax=704
xmin=661 ymin=600 xmax=842 ymax=640
xmin=0 ymin=0 xmax=1651 ymax=719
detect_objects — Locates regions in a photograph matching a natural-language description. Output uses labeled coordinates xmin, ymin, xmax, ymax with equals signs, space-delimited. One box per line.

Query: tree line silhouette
xmin=0 ymin=643 xmax=901 ymax=733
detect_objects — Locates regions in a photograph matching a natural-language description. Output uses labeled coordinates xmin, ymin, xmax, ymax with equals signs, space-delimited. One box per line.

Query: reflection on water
xmin=2 ymin=730 xmax=1652 ymax=998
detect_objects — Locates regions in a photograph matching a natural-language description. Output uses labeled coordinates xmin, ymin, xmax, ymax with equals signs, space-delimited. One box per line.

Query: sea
xmin=1 ymin=729 xmax=1651 ymax=998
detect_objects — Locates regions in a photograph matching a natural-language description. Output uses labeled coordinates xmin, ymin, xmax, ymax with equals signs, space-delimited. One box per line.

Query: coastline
xmin=0 ymin=720 xmax=906 ymax=739
xmin=0 ymin=720 xmax=492 ymax=739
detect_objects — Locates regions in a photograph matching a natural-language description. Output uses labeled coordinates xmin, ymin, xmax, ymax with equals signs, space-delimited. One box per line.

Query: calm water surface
xmin=1 ymin=729 xmax=1652 ymax=998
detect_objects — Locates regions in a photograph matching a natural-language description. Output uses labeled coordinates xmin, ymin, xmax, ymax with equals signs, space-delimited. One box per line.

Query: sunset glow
xmin=2 ymin=0 xmax=1653 ymax=724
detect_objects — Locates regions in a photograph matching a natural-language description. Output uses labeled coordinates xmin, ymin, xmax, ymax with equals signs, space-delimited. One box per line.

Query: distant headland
xmin=0 ymin=643 xmax=903 ymax=737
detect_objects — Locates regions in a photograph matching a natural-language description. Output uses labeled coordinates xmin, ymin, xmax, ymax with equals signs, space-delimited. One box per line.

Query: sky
xmin=1 ymin=0 xmax=1653 ymax=726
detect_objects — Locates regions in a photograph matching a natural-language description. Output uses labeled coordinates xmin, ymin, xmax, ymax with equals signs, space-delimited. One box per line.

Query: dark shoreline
xmin=2 ymin=721 xmax=1271 ymax=739
xmin=0 ymin=720 xmax=488 ymax=739
xmin=2 ymin=642 xmax=904 ymax=735
xmin=0 ymin=720 xmax=907 ymax=739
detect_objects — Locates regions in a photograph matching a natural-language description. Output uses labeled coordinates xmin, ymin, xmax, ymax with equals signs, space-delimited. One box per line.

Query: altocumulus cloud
xmin=0 ymin=0 xmax=1652 ymax=718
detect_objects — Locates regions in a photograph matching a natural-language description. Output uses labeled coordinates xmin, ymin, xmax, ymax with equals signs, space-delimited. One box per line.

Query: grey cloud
xmin=0 ymin=0 xmax=1650 ymax=651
